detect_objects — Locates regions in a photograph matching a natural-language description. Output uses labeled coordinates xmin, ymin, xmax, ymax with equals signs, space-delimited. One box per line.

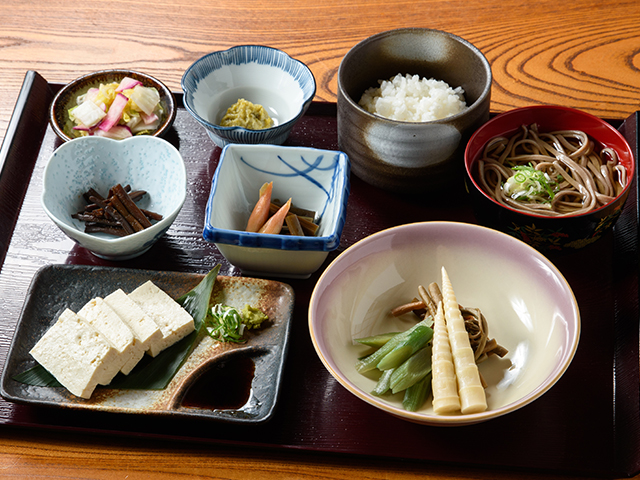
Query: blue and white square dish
xmin=203 ymin=144 xmax=350 ymax=278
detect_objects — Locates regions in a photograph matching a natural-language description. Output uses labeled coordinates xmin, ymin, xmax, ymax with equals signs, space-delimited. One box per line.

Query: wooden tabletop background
xmin=1 ymin=0 xmax=640 ymax=478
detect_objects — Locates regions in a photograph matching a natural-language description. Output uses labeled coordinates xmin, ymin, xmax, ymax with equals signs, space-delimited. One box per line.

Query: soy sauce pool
xmin=182 ymin=356 xmax=255 ymax=410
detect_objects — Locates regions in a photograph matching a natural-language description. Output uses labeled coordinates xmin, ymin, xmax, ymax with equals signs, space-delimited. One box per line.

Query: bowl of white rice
xmin=337 ymin=28 xmax=492 ymax=194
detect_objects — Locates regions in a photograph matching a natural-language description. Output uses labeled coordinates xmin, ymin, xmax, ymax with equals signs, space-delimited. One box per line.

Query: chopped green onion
xmin=203 ymin=303 xmax=268 ymax=343
xmin=205 ymin=304 xmax=246 ymax=343
xmin=503 ymin=164 xmax=557 ymax=202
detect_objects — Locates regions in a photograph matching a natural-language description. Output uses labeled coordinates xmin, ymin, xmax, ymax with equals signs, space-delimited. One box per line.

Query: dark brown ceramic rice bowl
xmin=337 ymin=28 xmax=492 ymax=194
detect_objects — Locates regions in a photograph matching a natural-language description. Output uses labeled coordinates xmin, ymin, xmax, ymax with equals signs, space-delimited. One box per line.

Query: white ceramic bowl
xmin=203 ymin=144 xmax=350 ymax=278
xmin=41 ymin=136 xmax=187 ymax=260
xmin=309 ymin=221 xmax=580 ymax=426
xmin=182 ymin=45 xmax=316 ymax=147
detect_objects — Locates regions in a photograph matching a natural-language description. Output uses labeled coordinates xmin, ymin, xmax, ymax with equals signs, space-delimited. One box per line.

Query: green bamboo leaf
xmin=12 ymin=265 xmax=221 ymax=391
xmin=176 ymin=264 xmax=221 ymax=332
xmin=12 ymin=364 xmax=58 ymax=387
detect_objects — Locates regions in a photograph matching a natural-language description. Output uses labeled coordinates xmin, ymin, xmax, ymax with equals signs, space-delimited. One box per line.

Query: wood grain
xmin=2 ymin=0 xmax=640 ymax=141
xmin=0 ymin=428 xmax=581 ymax=480
xmin=1 ymin=0 xmax=640 ymax=478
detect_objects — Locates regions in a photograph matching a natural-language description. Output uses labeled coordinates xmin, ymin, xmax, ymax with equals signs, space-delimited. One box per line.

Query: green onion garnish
xmin=503 ymin=164 xmax=557 ymax=202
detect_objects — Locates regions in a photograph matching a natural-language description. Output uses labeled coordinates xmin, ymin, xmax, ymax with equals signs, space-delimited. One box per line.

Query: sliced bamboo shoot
xmin=441 ymin=267 xmax=487 ymax=414
xmin=431 ymin=300 xmax=461 ymax=414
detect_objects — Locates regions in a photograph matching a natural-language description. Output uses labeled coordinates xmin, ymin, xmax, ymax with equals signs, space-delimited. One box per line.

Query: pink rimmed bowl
xmin=309 ymin=221 xmax=580 ymax=426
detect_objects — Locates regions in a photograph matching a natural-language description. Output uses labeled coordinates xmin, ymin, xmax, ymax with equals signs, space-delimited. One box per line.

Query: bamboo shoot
xmin=431 ymin=300 xmax=461 ymax=414
xmin=441 ymin=267 xmax=487 ymax=414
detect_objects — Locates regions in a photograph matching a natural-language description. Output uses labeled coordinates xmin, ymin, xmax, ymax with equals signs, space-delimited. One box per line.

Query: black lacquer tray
xmin=0 ymin=71 xmax=638 ymax=478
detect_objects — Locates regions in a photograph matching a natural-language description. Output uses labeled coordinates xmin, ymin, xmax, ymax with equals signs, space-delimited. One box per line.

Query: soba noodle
xmin=477 ymin=123 xmax=627 ymax=216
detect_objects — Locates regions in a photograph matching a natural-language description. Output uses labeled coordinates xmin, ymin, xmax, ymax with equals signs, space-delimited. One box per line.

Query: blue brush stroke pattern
xmin=203 ymin=146 xmax=350 ymax=251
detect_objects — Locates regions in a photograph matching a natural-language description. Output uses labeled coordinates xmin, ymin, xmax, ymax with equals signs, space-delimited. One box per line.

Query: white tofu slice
xmin=29 ymin=308 xmax=121 ymax=399
xmin=78 ymin=297 xmax=145 ymax=376
xmin=128 ymin=280 xmax=195 ymax=357
xmin=104 ymin=288 xmax=163 ymax=356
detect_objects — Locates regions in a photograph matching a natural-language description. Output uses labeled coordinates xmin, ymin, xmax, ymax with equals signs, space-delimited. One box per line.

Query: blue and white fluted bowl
xmin=41 ymin=136 xmax=187 ymax=260
xmin=182 ymin=46 xmax=316 ymax=147
xmin=203 ymin=144 xmax=350 ymax=278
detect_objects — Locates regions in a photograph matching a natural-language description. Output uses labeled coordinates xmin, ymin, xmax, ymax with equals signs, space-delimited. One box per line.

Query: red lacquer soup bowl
xmin=464 ymin=105 xmax=635 ymax=253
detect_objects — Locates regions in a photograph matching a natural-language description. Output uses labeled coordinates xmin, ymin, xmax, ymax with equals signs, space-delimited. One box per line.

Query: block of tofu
xmin=78 ymin=297 xmax=145 ymax=376
xmin=29 ymin=308 xmax=121 ymax=399
xmin=128 ymin=280 xmax=195 ymax=357
xmin=104 ymin=288 xmax=164 ymax=356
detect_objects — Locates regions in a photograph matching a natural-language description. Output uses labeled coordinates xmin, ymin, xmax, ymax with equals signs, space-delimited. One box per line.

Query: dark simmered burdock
xmin=72 ymin=184 xmax=163 ymax=236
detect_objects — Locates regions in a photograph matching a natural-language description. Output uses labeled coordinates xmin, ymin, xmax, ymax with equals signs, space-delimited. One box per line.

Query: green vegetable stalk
xmin=355 ymin=317 xmax=432 ymax=374
xmin=390 ymin=345 xmax=433 ymax=393
xmin=376 ymin=324 xmax=433 ymax=371
xmin=403 ymin=372 xmax=432 ymax=412
xmin=354 ymin=318 xmax=434 ymax=412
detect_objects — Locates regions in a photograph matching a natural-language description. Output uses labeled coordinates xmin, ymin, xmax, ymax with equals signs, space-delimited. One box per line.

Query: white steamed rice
xmin=358 ymin=73 xmax=467 ymax=122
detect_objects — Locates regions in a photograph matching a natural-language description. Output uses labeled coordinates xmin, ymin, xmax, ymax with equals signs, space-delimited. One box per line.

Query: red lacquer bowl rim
xmin=464 ymin=105 xmax=636 ymax=220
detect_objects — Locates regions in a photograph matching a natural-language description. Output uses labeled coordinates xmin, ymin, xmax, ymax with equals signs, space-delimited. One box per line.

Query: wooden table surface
xmin=1 ymin=0 xmax=639 ymax=478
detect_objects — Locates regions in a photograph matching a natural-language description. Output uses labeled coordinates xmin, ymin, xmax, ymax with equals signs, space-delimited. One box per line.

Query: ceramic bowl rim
xmin=337 ymin=27 xmax=493 ymax=125
xmin=40 ymin=135 xmax=187 ymax=248
xmin=181 ymin=45 xmax=317 ymax=134
xmin=202 ymin=143 xmax=350 ymax=252
xmin=464 ymin=104 xmax=636 ymax=220
xmin=308 ymin=220 xmax=581 ymax=426
xmin=49 ymin=68 xmax=177 ymax=143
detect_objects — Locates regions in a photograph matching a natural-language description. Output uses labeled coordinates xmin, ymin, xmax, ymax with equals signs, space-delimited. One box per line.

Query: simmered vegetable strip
xmin=246 ymin=182 xmax=273 ymax=232
xmin=431 ymin=300 xmax=461 ymax=414
xmin=403 ymin=372 xmax=432 ymax=412
xmin=355 ymin=317 xmax=432 ymax=374
xmin=428 ymin=282 xmax=443 ymax=305
xmin=389 ymin=345 xmax=432 ymax=393
xmin=271 ymin=200 xmax=317 ymax=221
xmin=418 ymin=285 xmax=438 ymax=318
xmin=390 ymin=299 xmax=426 ymax=317
xmin=441 ymin=267 xmax=487 ymax=414
xmin=285 ymin=214 xmax=305 ymax=236
xmin=74 ymin=184 xmax=162 ymax=237
xmin=270 ymin=201 xmax=320 ymax=236
xmin=371 ymin=368 xmax=395 ymax=396
xmin=296 ymin=215 xmax=320 ymax=236
xmin=259 ymin=198 xmax=291 ymax=234
xmin=355 ymin=331 xmax=400 ymax=348
xmin=355 ymin=334 xmax=405 ymax=374
xmin=376 ymin=323 xmax=433 ymax=371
